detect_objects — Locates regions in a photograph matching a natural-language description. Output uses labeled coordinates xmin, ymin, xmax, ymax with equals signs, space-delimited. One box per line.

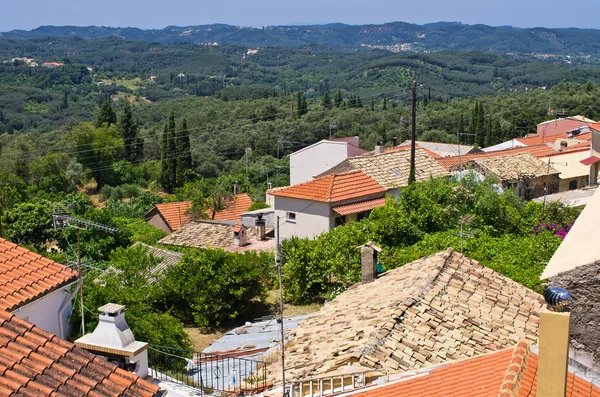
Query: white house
xmin=269 ymin=170 xmax=387 ymax=239
xmin=0 ymin=238 xmax=78 ymax=339
xmin=289 ymin=136 xmax=367 ymax=185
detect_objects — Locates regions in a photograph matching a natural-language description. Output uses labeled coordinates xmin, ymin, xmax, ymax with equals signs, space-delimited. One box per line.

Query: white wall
xmin=273 ymin=196 xmax=331 ymax=239
xmin=290 ymin=141 xmax=352 ymax=185
xmin=11 ymin=283 xmax=75 ymax=339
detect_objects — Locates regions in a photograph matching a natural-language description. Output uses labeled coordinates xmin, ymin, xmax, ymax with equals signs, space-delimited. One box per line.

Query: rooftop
xmin=267 ymin=249 xmax=543 ymax=382
xmin=397 ymin=140 xmax=478 ymax=157
xmin=438 ymin=143 xmax=590 ymax=169
xmin=269 ymin=170 xmax=386 ymax=203
xmin=347 ymin=341 xmax=600 ymax=397
xmin=541 ymin=187 xmax=600 ymax=279
xmin=467 ymin=152 xmax=560 ymax=180
xmin=318 ymin=148 xmax=448 ymax=188
xmin=532 ymin=186 xmax=598 ymax=207
xmin=150 ymin=193 xmax=253 ymax=231
xmin=0 ymin=310 xmax=160 ymax=396
xmin=0 ymin=238 xmax=78 ymax=311
xmin=159 ymin=221 xmax=274 ymax=252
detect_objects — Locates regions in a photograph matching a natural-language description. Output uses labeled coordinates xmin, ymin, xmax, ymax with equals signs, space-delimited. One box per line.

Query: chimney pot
xmin=255 ymin=214 xmax=266 ymax=241
xmin=393 ymin=136 xmax=398 ymax=147
xmin=360 ymin=242 xmax=381 ymax=283
xmin=233 ymin=181 xmax=238 ymax=195
xmin=267 ymin=182 xmax=273 ymax=190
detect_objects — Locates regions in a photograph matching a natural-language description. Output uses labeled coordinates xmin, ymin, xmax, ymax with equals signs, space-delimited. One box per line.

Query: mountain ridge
xmin=2 ymin=22 xmax=600 ymax=56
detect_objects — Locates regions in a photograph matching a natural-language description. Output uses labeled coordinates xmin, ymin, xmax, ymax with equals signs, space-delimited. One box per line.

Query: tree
xmin=96 ymin=99 xmax=117 ymax=127
xmin=322 ymin=92 xmax=332 ymax=109
xmin=334 ymin=90 xmax=343 ymax=107
xmin=4 ymin=199 xmax=55 ymax=251
xmin=176 ymin=118 xmax=192 ymax=187
xmin=186 ymin=176 xmax=233 ymax=220
xmin=119 ymin=102 xmax=142 ymax=162
xmin=475 ymin=102 xmax=485 ymax=148
xmin=159 ymin=249 xmax=270 ymax=327
xmin=160 ymin=110 xmax=177 ymax=193
xmin=382 ymin=98 xmax=387 ymax=110
xmin=492 ymin=119 xmax=502 ymax=145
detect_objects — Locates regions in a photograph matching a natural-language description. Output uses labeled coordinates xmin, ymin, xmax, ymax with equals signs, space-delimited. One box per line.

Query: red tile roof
xmin=0 ymin=238 xmax=78 ymax=311
xmin=154 ymin=193 xmax=254 ymax=231
xmin=332 ymin=197 xmax=386 ymax=215
xmin=516 ymin=131 xmax=591 ymax=146
xmin=580 ymin=156 xmax=600 ymax=166
xmin=384 ymin=144 xmax=443 ymax=159
xmin=0 ymin=310 xmax=160 ymax=396
xmin=349 ymin=341 xmax=600 ymax=397
xmin=269 ymin=170 xmax=386 ymax=203
xmin=437 ymin=143 xmax=590 ymax=169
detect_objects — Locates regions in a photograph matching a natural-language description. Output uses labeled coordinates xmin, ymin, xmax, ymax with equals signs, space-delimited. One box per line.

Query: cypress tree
xmin=161 ymin=110 xmax=178 ymax=193
xmin=322 ymin=92 xmax=332 ymax=109
xmin=96 ymin=99 xmax=117 ymax=127
xmin=382 ymin=98 xmax=387 ymax=110
xmin=61 ymin=91 xmax=68 ymax=110
xmin=469 ymin=105 xmax=477 ymax=145
xmin=484 ymin=116 xmax=493 ymax=147
xmin=334 ymin=90 xmax=342 ymax=108
xmin=493 ymin=119 xmax=502 ymax=145
xmin=176 ymin=118 xmax=192 ymax=187
xmin=119 ymin=102 xmax=142 ymax=162
xmin=476 ymin=103 xmax=485 ymax=148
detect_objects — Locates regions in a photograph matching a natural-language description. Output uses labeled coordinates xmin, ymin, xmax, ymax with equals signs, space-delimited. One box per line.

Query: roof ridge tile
xmin=498 ymin=341 xmax=531 ymax=397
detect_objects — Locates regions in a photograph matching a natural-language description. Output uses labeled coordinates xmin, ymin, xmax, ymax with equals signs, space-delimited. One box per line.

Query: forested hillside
xmin=4 ymin=22 xmax=600 ymax=58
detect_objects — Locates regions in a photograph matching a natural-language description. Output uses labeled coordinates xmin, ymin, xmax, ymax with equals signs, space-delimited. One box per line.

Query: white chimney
xmin=374 ymin=141 xmax=385 ymax=155
xmin=233 ymin=224 xmax=247 ymax=246
xmin=75 ymin=303 xmax=149 ymax=378
xmin=233 ymin=180 xmax=238 ymax=195
xmin=537 ymin=287 xmax=572 ymax=397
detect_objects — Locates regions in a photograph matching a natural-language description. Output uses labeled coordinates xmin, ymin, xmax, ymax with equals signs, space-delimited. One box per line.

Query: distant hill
xmin=2 ymin=22 xmax=600 ymax=56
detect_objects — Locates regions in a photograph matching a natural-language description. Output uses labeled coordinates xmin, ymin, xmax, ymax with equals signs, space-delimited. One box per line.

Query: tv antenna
xmin=52 ymin=203 xmax=118 ymax=335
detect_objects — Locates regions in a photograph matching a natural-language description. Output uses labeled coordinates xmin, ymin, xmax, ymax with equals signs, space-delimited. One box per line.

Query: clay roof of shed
xmin=468 ymin=153 xmax=560 ymax=180
xmin=151 ymin=193 xmax=253 ymax=231
xmin=0 ymin=310 xmax=160 ymax=396
xmin=159 ymin=221 xmax=256 ymax=249
xmin=0 ymin=238 xmax=78 ymax=311
xmin=267 ymin=248 xmax=543 ymax=382
xmin=269 ymin=170 xmax=386 ymax=203
xmin=348 ymin=340 xmax=600 ymax=397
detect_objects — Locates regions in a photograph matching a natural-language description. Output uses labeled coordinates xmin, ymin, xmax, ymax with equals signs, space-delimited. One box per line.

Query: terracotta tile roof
xmin=269 ymin=170 xmax=386 ymax=203
xmin=437 ymin=143 xmax=590 ymax=169
xmin=159 ymin=221 xmax=256 ymax=249
xmin=467 ymin=153 xmax=560 ymax=180
xmin=347 ymin=340 xmax=600 ymax=397
xmin=0 ymin=238 xmax=78 ymax=311
xmin=212 ymin=193 xmax=253 ymax=221
xmin=152 ymin=193 xmax=253 ymax=231
xmin=580 ymin=156 xmax=600 ymax=166
xmin=267 ymin=249 xmax=543 ymax=383
xmin=0 ymin=310 xmax=160 ymax=396
xmin=153 ymin=201 xmax=191 ymax=231
xmin=332 ymin=198 xmax=386 ymax=215
xmin=346 ymin=148 xmax=448 ymax=188
xmin=383 ymin=144 xmax=443 ymax=159
xmin=516 ymin=132 xmax=590 ymax=147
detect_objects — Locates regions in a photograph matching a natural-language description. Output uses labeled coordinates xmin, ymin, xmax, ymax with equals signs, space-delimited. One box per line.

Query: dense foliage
xmin=281 ymin=177 xmax=577 ymax=304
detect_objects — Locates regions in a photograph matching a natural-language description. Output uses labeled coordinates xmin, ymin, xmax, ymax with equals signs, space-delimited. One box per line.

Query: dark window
xmin=357 ymin=210 xmax=372 ymax=221
xmin=286 ymin=212 xmax=296 ymax=221
xmin=334 ymin=216 xmax=346 ymax=227
xmin=569 ymin=180 xmax=578 ymax=190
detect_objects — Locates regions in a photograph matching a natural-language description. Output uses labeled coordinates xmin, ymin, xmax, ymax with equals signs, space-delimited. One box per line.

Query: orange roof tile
xmin=384 ymin=144 xmax=443 ymax=159
xmin=212 ymin=193 xmax=253 ymax=221
xmin=153 ymin=193 xmax=254 ymax=231
xmin=154 ymin=201 xmax=191 ymax=231
xmin=437 ymin=143 xmax=590 ymax=169
xmin=0 ymin=238 xmax=78 ymax=311
xmin=332 ymin=197 xmax=386 ymax=215
xmin=349 ymin=341 xmax=600 ymax=397
xmin=0 ymin=310 xmax=160 ymax=396
xmin=269 ymin=170 xmax=386 ymax=203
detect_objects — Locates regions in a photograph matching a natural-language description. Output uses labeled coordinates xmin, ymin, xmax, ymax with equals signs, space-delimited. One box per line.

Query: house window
xmin=335 ymin=215 xmax=346 ymax=227
xmin=357 ymin=210 xmax=372 ymax=221
xmin=569 ymin=180 xmax=578 ymax=190
xmin=286 ymin=212 xmax=296 ymax=222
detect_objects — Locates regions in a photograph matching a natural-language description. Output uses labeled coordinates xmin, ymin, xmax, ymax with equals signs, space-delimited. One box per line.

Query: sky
xmin=2 ymin=0 xmax=599 ymax=32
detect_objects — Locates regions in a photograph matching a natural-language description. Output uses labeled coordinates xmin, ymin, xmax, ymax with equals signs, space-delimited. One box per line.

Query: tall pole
xmin=409 ymin=80 xmax=417 ymax=184
xmin=77 ymin=229 xmax=85 ymax=335
xmin=276 ymin=216 xmax=286 ymax=396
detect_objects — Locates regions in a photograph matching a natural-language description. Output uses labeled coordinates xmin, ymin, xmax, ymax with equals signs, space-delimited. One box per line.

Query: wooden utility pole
xmin=409 ymin=80 xmax=417 ymax=184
